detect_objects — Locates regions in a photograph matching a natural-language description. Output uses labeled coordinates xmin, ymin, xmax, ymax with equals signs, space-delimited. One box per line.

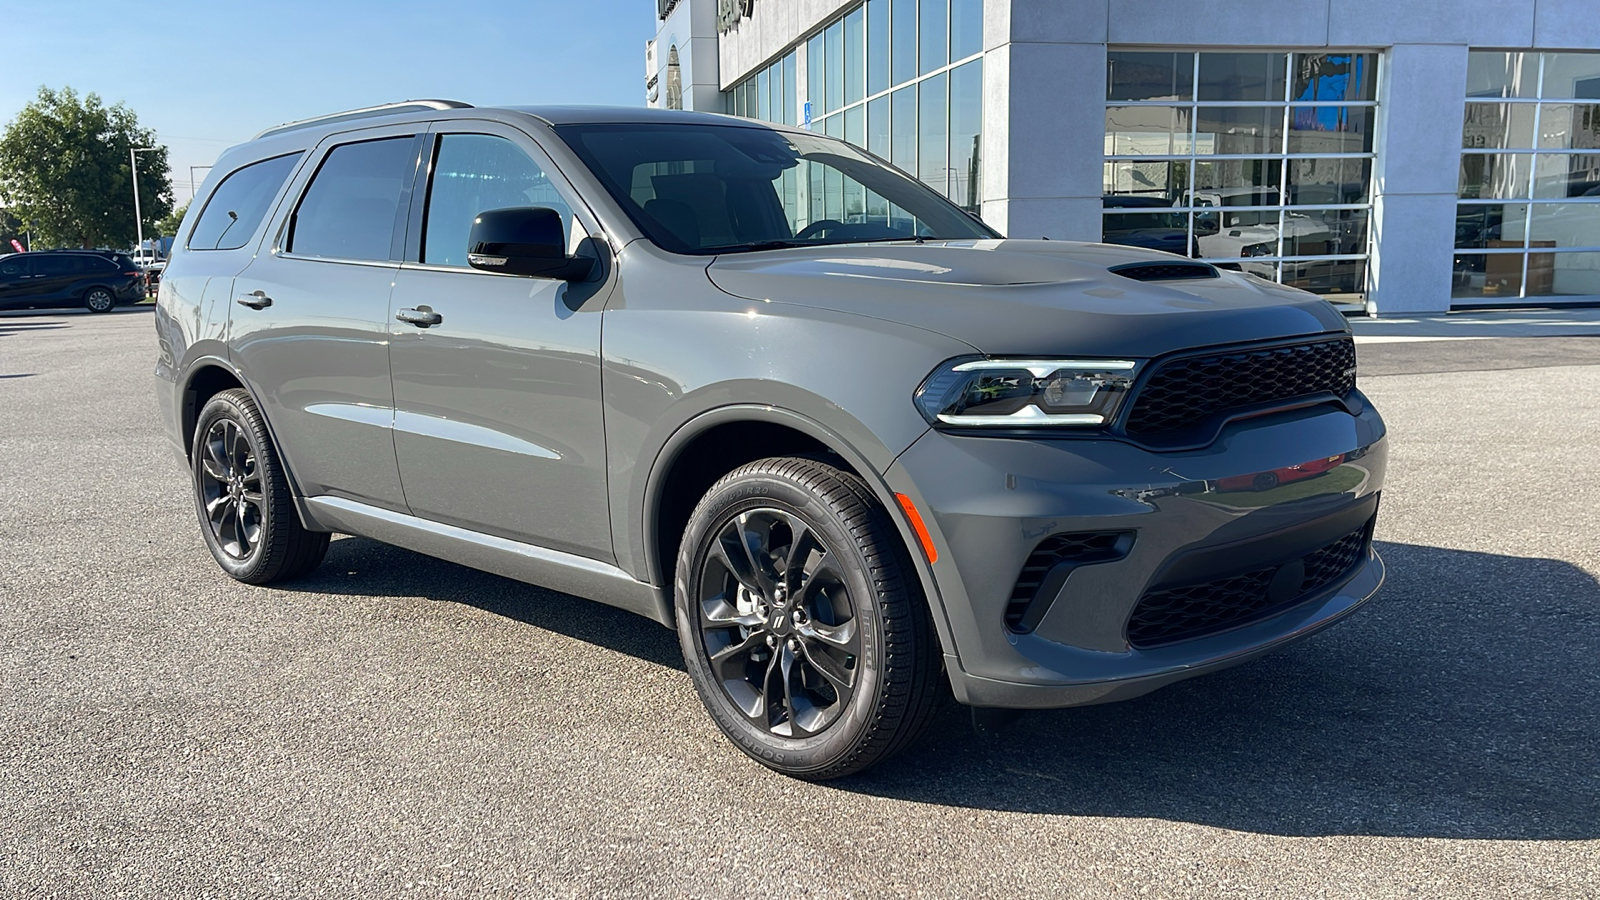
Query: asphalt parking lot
xmin=2 ymin=306 xmax=1597 ymax=897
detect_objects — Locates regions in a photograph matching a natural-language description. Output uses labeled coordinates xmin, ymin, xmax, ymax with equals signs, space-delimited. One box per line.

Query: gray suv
xmin=155 ymin=101 xmax=1386 ymax=779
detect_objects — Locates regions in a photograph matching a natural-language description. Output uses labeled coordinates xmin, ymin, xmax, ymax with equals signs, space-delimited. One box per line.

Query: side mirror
xmin=467 ymin=207 xmax=595 ymax=281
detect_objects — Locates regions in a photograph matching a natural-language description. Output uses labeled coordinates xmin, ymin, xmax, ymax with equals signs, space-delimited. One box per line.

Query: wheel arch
xmin=179 ymin=358 xmax=308 ymax=491
xmin=641 ymin=405 xmax=956 ymax=659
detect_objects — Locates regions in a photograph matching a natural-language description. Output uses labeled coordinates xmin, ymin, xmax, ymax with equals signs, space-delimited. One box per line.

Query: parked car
xmin=1100 ymin=195 xmax=1194 ymax=256
xmin=155 ymin=102 xmax=1387 ymax=779
xmin=0 ymin=249 xmax=146 ymax=312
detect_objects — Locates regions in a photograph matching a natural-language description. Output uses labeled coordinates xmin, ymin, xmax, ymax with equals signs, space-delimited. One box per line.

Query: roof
xmin=500 ymin=105 xmax=767 ymax=128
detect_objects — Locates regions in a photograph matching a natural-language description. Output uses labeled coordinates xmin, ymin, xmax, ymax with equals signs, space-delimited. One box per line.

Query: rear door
xmin=29 ymin=255 xmax=77 ymax=304
xmin=386 ymin=122 xmax=613 ymax=560
xmin=229 ymin=125 xmax=426 ymax=511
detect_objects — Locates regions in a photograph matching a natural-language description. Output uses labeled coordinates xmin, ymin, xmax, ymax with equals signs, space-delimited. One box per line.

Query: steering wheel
xmin=795 ymin=219 xmax=845 ymax=241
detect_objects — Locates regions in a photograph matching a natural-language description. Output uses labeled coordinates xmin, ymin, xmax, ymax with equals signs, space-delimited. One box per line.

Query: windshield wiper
xmin=699 ymin=239 xmax=817 ymax=253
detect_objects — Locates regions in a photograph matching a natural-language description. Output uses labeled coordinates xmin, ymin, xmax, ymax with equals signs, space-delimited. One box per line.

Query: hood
xmin=706 ymin=239 xmax=1349 ymax=357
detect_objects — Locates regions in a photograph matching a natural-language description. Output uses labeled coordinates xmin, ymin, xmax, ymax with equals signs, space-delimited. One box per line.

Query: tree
xmin=0 ymin=208 xmax=27 ymax=252
xmin=154 ymin=202 xmax=188 ymax=240
xmin=0 ymin=86 xmax=172 ymax=250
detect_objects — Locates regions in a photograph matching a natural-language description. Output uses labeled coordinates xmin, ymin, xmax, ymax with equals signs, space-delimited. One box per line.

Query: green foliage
xmin=0 ymin=86 xmax=172 ymax=250
xmin=0 ymin=208 xmax=27 ymax=252
xmin=155 ymin=202 xmax=189 ymax=240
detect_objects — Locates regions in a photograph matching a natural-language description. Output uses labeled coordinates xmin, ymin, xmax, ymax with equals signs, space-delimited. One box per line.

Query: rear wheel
xmin=191 ymin=389 xmax=328 ymax=584
xmin=83 ymin=287 xmax=115 ymax=313
xmin=675 ymin=457 xmax=942 ymax=779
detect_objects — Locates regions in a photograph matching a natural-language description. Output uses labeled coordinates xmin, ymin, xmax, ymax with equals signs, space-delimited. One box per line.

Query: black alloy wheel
xmin=675 ymin=457 xmax=942 ymax=780
xmin=696 ymin=507 xmax=862 ymax=738
xmin=190 ymin=389 xmax=329 ymax=584
xmin=83 ymin=288 xmax=115 ymax=313
xmin=198 ymin=417 xmax=264 ymax=560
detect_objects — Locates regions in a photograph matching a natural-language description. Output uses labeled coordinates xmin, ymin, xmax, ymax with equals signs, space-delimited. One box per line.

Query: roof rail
xmin=252 ymin=100 xmax=473 ymax=140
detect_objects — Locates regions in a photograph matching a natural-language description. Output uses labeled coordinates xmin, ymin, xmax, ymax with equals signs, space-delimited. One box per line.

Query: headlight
xmin=915 ymin=358 xmax=1139 ymax=428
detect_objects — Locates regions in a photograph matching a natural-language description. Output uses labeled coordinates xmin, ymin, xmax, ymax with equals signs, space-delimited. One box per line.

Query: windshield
xmin=554 ymin=122 xmax=997 ymax=254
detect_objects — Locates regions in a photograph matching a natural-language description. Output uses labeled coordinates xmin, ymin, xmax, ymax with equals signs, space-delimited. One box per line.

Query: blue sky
xmin=1 ymin=0 xmax=654 ymax=205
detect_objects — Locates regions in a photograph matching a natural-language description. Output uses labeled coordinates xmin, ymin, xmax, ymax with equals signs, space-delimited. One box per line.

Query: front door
xmin=229 ymin=127 xmax=425 ymax=511
xmin=0 ymin=255 xmax=32 ymax=308
xmin=388 ymin=126 xmax=613 ymax=561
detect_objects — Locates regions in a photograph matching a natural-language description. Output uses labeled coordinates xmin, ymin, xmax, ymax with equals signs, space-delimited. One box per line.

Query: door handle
xmin=395 ymin=306 xmax=443 ymax=327
xmin=236 ymin=291 xmax=272 ymax=310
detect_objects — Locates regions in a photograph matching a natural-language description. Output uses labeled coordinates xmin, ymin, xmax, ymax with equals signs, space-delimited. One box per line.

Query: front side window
xmin=289 ymin=138 xmax=416 ymax=261
xmin=0 ymin=258 xmax=27 ymax=278
xmin=189 ymin=153 xmax=303 ymax=251
xmin=555 ymin=122 xmax=995 ymax=254
xmin=422 ymin=134 xmax=575 ymax=268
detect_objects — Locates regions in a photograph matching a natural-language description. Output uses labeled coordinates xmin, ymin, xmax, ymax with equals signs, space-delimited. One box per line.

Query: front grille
xmin=1110 ymin=261 xmax=1220 ymax=282
xmin=1125 ymin=338 xmax=1357 ymax=437
xmin=1004 ymin=531 xmax=1130 ymax=632
xmin=1127 ymin=523 xmax=1372 ymax=648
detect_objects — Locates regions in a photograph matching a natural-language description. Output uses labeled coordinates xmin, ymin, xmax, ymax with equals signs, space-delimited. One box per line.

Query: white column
xmin=1368 ymin=43 xmax=1470 ymax=315
xmin=981 ymin=0 xmax=1107 ymax=240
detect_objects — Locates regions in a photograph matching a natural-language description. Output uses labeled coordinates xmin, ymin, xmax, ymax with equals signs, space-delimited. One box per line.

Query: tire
xmin=674 ymin=457 xmax=943 ymax=780
xmin=191 ymin=388 xmax=329 ymax=584
xmin=83 ymin=287 xmax=116 ymax=313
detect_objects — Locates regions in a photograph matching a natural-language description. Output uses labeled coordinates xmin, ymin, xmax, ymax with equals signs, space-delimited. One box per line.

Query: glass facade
xmin=727 ymin=51 xmax=798 ymax=125
xmin=1103 ymin=50 xmax=1379 ymax=303
xmin=1455 ymin=51 xmax=1600 ymax=301
xmin=725 ymin=0 xmax=983 ymax=214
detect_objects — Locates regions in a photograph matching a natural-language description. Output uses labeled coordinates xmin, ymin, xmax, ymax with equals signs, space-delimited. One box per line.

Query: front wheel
xmin=675 ymin=457 xmax=943 ymax=779
xmin=191 ymin=388 xmax=328 ymax=584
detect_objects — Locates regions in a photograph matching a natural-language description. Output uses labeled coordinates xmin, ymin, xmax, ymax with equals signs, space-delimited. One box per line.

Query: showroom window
xmin=725 ymin=0 xmax=983 ymax=217
xmin=1103 ymin=50 xmax=1379 ymax=304
xmin=727 ymin=51 xmax=798 ymax=126
xmin=1455 ymin=51 xmax=1600 ymax=302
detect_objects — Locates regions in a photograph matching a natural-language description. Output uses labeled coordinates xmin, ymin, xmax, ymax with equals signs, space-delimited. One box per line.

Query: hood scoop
xmin=1109 ymin=261 xmax=1220 ymax=282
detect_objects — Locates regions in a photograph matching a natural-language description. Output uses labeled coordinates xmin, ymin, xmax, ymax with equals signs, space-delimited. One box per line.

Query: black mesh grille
xmin=1004 ymin=532 xmax=1128 ymax=631
xmin=1110 ymin=262 xmax=1220 ymax=282
xmin=1126 ymin=338 xmax=1357 ymax=437
xmin=1127 ymin=524 xmax=1372 ymax=648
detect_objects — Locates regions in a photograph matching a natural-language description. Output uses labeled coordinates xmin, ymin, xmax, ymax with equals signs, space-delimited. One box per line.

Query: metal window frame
xmin=1455 ymin=51 xmax=1600 ymax=302
xmin=1103 ymin=49 xmax=1382 ymax=301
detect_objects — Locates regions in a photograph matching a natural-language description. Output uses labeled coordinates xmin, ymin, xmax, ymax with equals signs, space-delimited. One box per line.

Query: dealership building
xmin=646 ymin=0 xmax=1600 ymax=314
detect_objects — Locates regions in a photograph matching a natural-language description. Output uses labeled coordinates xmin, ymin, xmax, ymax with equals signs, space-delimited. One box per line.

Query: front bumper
xmin=885 ymin=396 xmax=1387 ymax=709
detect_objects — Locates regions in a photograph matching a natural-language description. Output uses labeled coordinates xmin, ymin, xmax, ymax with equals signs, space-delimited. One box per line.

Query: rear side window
xmin=34 ymin=256 xmax=75 ymax=276
xmin=82 ymin=255 xmax=118 ymax=272
xmin=189 ymin=153 xmax=302 ymax=251
xmin=288 ymin=138 xmax=417 ymax=261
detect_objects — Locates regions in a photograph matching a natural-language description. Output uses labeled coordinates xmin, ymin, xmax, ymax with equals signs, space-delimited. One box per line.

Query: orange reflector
xmin=894 ymin=493 xmax=938 ymax=564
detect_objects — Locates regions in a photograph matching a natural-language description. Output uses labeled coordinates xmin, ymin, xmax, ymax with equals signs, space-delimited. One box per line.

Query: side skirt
xmin=301 ymin=495 xmax=674 ymax=627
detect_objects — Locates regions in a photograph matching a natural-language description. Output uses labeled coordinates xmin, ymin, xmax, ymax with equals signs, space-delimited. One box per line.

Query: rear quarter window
xmin=188 ymin=152 xmax=304 ymax=251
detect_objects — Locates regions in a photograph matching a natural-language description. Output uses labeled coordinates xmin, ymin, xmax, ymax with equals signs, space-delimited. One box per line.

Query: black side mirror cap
xmin=467 ymin=206 xmax=595 ymax=281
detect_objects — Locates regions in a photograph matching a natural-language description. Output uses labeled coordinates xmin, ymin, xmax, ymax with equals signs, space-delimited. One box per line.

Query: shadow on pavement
xmin=288 ymin=536 xmax=1599 ymax=839
xmin=294 ymin=535 xmax=687 ymax=672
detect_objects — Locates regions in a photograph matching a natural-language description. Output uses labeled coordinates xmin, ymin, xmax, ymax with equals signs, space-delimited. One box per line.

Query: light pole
xmin=130 ymin=146 xmax=158 ymax=257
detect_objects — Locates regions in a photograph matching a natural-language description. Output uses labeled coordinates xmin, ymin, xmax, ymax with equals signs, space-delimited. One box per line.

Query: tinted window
xmin=81 ymin=255 xmax=117 ymax=272
xmin=289 ymin=138 xmax=416 ymax=261
xmin=34 ymin=256 xmax=76 ymax=276
xmin=423 ymin=135 xmax=574 ymax=268
xmin=189 ymin=153 xmax=303 ymax=251
xmin=0 ymin=258 xmax=26 ymax=278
